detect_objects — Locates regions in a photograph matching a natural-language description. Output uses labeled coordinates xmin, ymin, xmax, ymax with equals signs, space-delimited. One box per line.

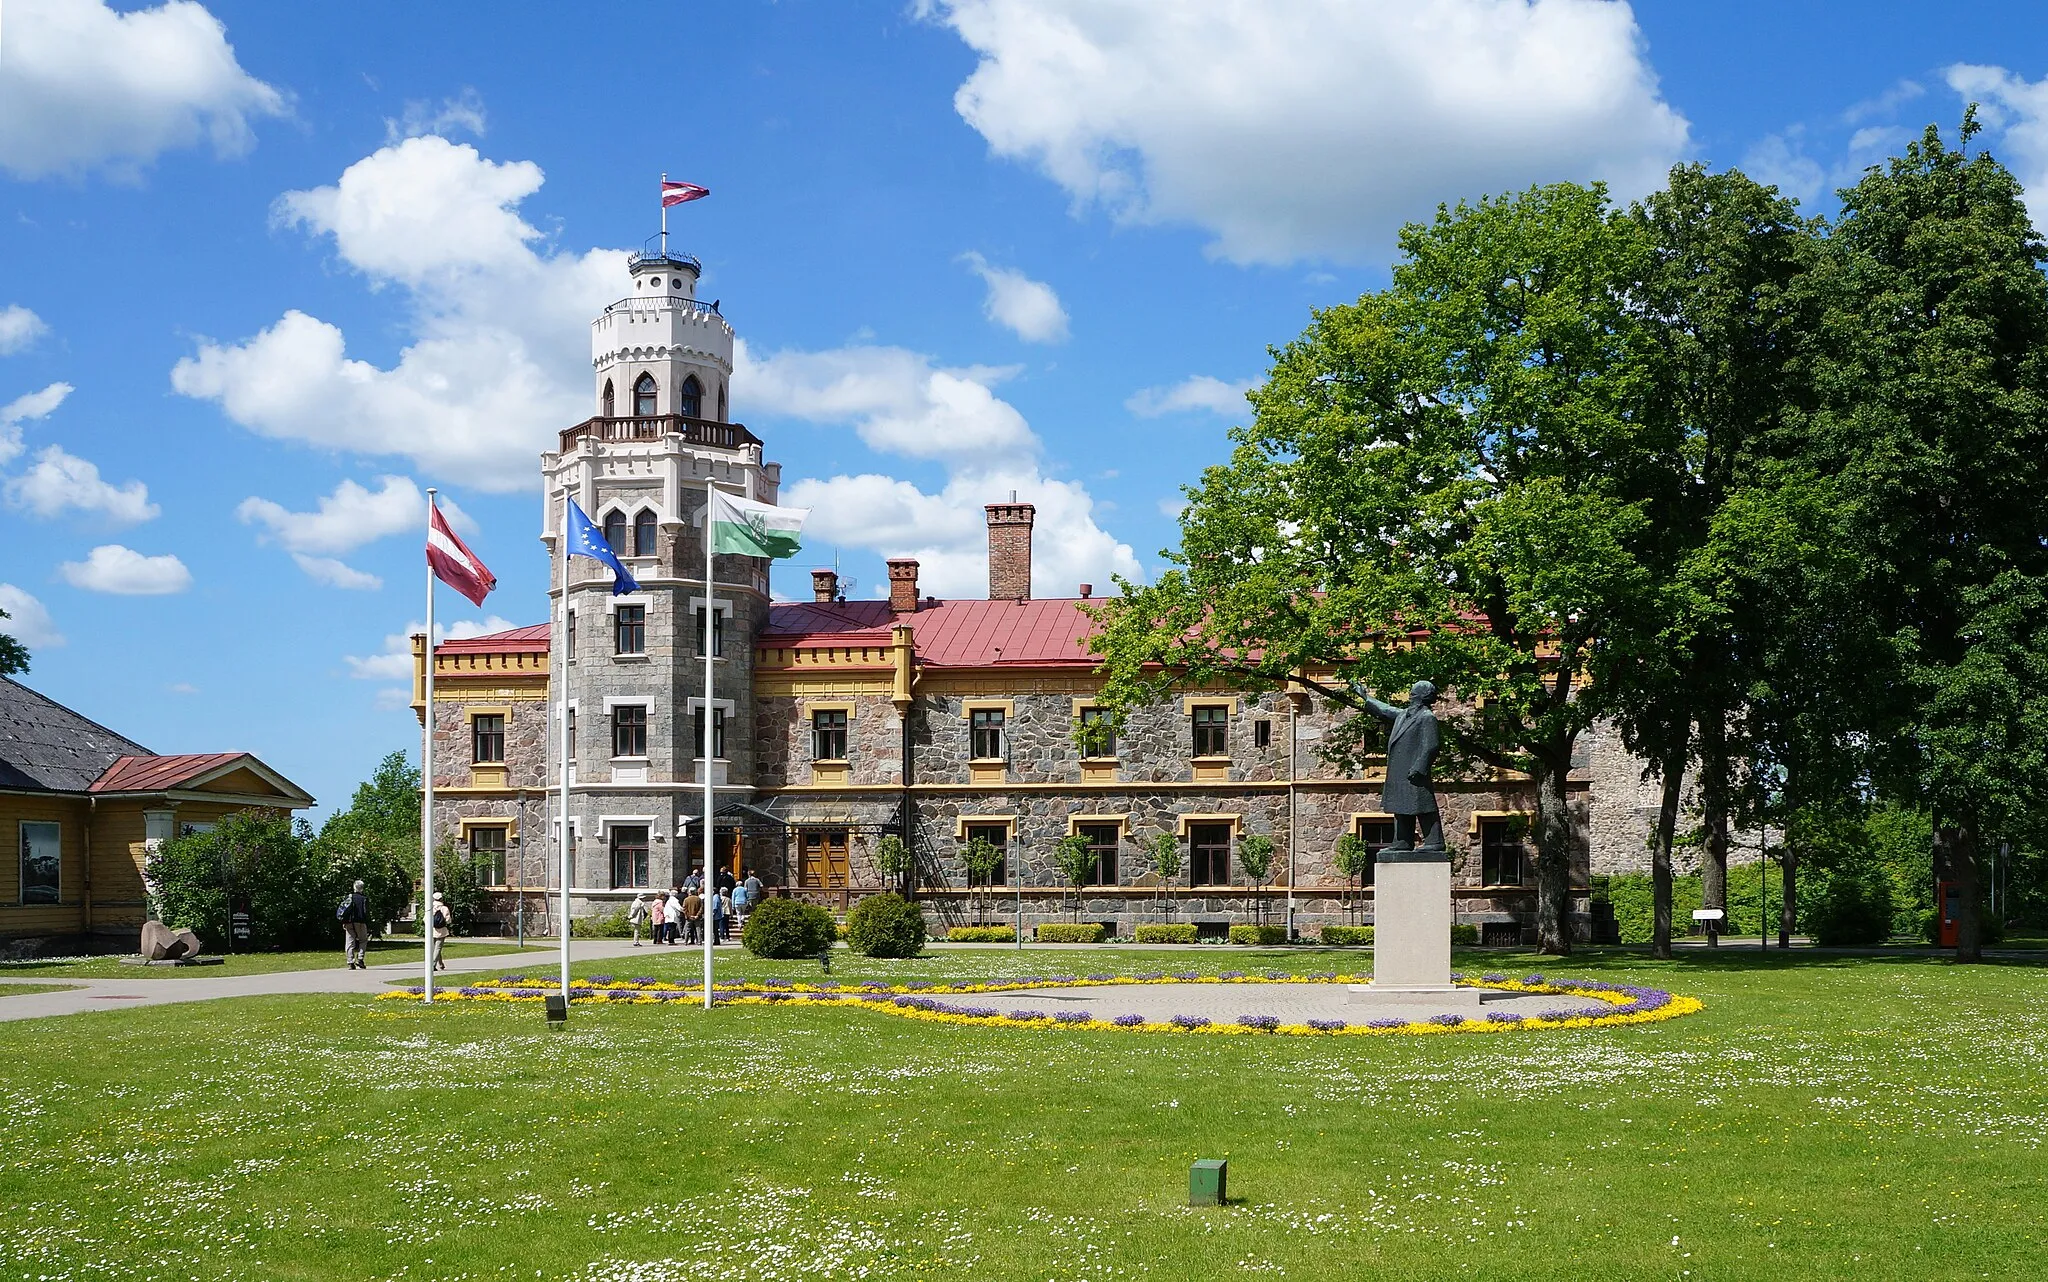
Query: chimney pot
xmin=1078 ymin=583 xmax=1092 ymax=599
xmin=887 ymin=558 xmax=921 ymax=614
xmin=811 ymin=568 xmax=839 ymax=603
xmin=985 ymin=501 xmax=1036 ymax=601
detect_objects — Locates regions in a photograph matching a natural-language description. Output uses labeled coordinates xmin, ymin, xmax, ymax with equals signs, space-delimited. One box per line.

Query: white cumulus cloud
xmin=0 ymin=381 xmax=72 ymax=466
xmin=3 ymin=445 xmax=159 ymax=524
xmin=1947 ymin=64 xmax=2048 ymax=231
xmin=172 ymin=135 xmax=625 ymax=491
xmin=0 ymin=306 xmax=47 ymax=355
xmin=0 ymin=584 xmax=64 ymax=649
xmin=1126 ymin=374 xmax=1253 ymax=418
xmin=237 ymin=475 xmax=432 ymax=554
xmin=737 ymin=339 xmax=1036 ymax=466
xmin=58 ymin=544 xmax=191 ymax=595
xmin=345 ymin=615 xmax=517 ymax=681
xmin=960 ymin=252 xmax=1069 ymax=342
xmin=0 ymin=0 xmax=286 ymax=181
xmin=385 ymin=87 xmax=487 ymax=143
xmin=928 ymin=0 xmax=1689 ymax=265
xmin=292 ymin=554 xmax=382 ymax=591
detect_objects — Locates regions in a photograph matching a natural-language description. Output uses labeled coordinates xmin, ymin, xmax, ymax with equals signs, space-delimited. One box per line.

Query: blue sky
xmin=6 ymin=0 xmax=2048 ymax=817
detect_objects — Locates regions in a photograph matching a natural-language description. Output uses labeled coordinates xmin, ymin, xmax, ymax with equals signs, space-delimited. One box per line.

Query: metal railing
xmin=558 ymin=414 xmax=761 ymax=451
xmin=630 ymin=246 xmax=703 ymax=272
xmin=603 ymin=294 xmax=722 ymax=318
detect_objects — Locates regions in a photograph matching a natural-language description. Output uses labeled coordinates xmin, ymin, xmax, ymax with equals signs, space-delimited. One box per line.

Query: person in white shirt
xmin=627 ymin=892 xmax=649 ymax=946
xmin=663 ymin=887 xmax=684 ymax=946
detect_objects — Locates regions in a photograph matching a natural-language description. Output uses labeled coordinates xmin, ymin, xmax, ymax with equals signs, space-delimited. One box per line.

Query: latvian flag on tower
xmin=427 ymin=503 xmax=497 ymax=606
xmin=662 ymin=179 xmax=710 ymax=207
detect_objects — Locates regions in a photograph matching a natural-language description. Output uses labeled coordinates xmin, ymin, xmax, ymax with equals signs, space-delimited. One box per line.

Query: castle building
xmin=412 ymin=241 xmax=1663 ymax=940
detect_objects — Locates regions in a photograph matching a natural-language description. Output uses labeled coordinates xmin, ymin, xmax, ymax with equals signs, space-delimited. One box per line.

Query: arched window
xmin=634 ymin=373 xmax=657 ymax=417
xmin=679 ymin=375 xmax=703 ymax=419
xmin=717 ymin=385 xmax=727 ymax=422
xmin=602 ymin=509 xmax=627 ymax=554
xmin=633 ymin=509 xmax=658 ymax=557
xmin=601 ymin=379 xmax=615 ymax=418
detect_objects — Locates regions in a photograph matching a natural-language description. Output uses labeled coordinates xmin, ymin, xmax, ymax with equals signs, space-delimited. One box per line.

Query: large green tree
xmin=1807 ymin=113 xmax=2048 ymax=961
xmin=310 ymin=751 xmax=422 ymax=927
xmin=1091 ymin=183 xmax=1688 ymax=954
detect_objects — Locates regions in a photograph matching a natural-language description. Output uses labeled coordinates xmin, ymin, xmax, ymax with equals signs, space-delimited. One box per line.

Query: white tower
xmin=541 ymin=240 xmax=780 ymax=904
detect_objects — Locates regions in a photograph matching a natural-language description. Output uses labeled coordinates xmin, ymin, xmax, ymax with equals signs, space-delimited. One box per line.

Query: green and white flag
xmin=709 ymin=488 xmax=807 ymax=559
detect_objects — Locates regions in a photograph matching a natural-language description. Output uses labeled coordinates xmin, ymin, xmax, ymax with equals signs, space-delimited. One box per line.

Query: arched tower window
xmin=717 ymin=385 xmax=727 ymax=423
xmin=634 ymin=373 xmax=657 ymax=417
xmin=601 ymin=379 xmax=615 ymax=418
xmin=633 ymin=509 xmax=658 ymax=557
xmin=602 ymin=509 xmax=628 ymax=554
xmin=679 ymin=375 xmax=703 ymax=419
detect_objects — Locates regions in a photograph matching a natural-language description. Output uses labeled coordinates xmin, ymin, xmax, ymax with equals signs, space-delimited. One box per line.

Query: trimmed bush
xmin=1451 ymin=923 xmax=1480 ymax=945
xmin=742 ymin=898 xmax=837 ymax=959
xmin=1810 ymin=868 xmax=1893 ymax=946
xmin=947 ymin=925 xmax=1017 ymax=942
xmin=571 ymin=909 xmax=632 ymax=939
xmin=1134 ymin=923 xmax=1198 ymax=944
xmin=1319 ymin=925 xmax=1374 ymax=945
xmin=1035 ymin=923 xmax=1106 ymax=943
xmin=1228 ymin=924 xmax=1287 ymax=946
xmin=845 ymin=893 xmax=928 ymax=958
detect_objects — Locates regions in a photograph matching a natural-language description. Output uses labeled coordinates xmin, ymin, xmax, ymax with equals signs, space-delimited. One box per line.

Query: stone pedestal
xmin=1351 ymin=852 xmax=1474 ymax=1008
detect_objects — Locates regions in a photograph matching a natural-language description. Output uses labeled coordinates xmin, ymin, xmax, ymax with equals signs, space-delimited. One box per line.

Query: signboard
xmin=1691 ymin=909 xmax=1725 ymax=922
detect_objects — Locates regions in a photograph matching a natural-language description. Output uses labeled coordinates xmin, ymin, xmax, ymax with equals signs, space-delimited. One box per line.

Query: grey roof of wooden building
xmin=0 ymin=675 xmax=152 ymax=794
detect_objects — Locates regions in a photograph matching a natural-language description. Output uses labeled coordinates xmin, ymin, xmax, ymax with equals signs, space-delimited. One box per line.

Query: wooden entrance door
xmin=799 ymin=829 xmax=851 ymax=889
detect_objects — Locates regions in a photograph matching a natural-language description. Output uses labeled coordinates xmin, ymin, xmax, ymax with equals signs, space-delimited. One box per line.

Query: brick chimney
xmin=811 ymin=568 xmax=839 ymax=602
xmin=985 ymin=500 xmax=1035 ymax=601
xmin=887 ymin=558 xmax=920 ymax=614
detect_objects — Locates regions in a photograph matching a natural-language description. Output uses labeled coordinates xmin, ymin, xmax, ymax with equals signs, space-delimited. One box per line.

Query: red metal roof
xmin=89 ymin=753 xmax=248 ymax=794
xmin=764 ymin=597 xmax=1098 ymax=667
xmin=436 ymin=623 xmax=551 ymax=655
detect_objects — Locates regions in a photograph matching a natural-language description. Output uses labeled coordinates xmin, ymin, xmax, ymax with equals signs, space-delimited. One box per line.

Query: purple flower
xmin=1008 ymin=1009 xmax=1048 ymax=1022
xmin=1136 ymin=972 xmax=1167 ymax=981
xmin=588 ymin=974 xmax=615 ymax=985
xmin=457 ymin=986 xmax=483 ymax=996
xmin=1086 ymin=974 xmax=1114 ymax=982
xmin=1173 ymin=972 xmax=1201 ymax=981
xmin=1366 ymin=1018 xmax=1406 ymax=1029
xmin=1306 ymin=1018 xmax=1347 ymax=1032
xmin=1237 ymin=1014 xmax=1281 ymax=1031
xmin=1538 ymin=1008 xmax=1579 ymax=1021
xmin=1112 ymin=1013 xmax=1146 ymax=1027
xmin=1485 ymin=1011 xmax=1524 ymax=1025
xmin=1054 ymin=1010 xmax=1091 ymax=1024
xmin=404 ymin=985 xmax=425 ymax=995
xmin=1522 ymin=974 xmax=1546 ymax=985
xmin=761 ymin=978 xmax=793 ymax=988
xmin=629 ymin=976 xmax=658 ymax=986
xmin=1265 ymin=970 xmax=1289 ymax=980
xmin=1428 ymin=1013 xmax=1465 ymax=1026
xmin=1219 ymin=970 xmax=1246 ymax=980
xmin=1169 ymin=1014 xmax=1212 ymax=1029
xmin=1481 ymin=972 xmax=1507 ymax=983
xmin=497 ymin=974 xmax=527 ymax=984
xmin=956 ymin=1006 xmax=1001 ymax=1019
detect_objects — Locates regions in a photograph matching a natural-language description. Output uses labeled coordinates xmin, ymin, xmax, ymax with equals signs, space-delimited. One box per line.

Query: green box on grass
xmin=1190 ymin=1158 xmax=1227 ymax=1206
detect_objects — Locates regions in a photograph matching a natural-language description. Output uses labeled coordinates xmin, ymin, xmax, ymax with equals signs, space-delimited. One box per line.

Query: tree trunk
xmin=1778 ymin=842 xmax=1797 ymax=950
xmin=1532 ymin=747 xmax=1576 ymax=955
xmin=1698 ymin=714 xmax=1730 ymax=915
xmin=1937 ymin=819 xmax=1984 ymax=964
xmin=1651 ymin=724 xmax=1689 ymax=961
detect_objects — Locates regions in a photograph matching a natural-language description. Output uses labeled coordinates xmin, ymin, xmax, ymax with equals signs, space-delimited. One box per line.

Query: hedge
xmin=1133 ymin=923 xmax=1198 ymax=944
xmin=571 ymin=909 xmax=633 ymax=939
xmin=1035 ymin=923 xmax=1107 ymax=943
xmin=1319 ymin=925 xmax=1374 ymax=945
xmin=845 ymin=893 xmax=928 ymax=958
xmin=1451 ymin=923 xmax=1480 ymax=945
xmin=947 ymin=925 xmax=1017 ymax=942
xmin=742 ymin=898 xmax=837 ymax=958
xmin=1228 ymin=924 xmax=1288 ymax=945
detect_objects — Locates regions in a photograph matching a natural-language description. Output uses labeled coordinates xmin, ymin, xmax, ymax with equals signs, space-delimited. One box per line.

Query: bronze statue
xmin=1356 ymin=680 xmax=1443 ymax=852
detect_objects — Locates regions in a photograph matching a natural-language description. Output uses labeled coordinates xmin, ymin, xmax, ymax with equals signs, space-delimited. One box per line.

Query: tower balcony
xmin=603 ymin=294 xmax=722 ymax=318
xmin=559 ymin=413 xmax=761 ymax=452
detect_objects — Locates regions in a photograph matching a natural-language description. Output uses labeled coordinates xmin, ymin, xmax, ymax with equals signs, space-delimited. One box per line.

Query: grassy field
xmin=0 ymin=938 xmax=550 ymax=980
xmin=1 ymin=947 xmax=2041 ymax=1281
xmin=0 ymin=983 xmax=78 ymax=998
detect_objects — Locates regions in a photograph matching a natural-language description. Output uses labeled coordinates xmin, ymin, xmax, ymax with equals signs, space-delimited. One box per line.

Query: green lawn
xmin=1 ymin=948 xmax=2041 ymax=1281
xmin=0 ymin=983 xmax=78 ymax=998
xmin=0 ymin=937 xmax=550 ymax=980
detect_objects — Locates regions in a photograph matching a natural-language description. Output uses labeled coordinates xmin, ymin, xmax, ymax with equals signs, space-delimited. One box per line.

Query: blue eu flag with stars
xmin=565 ymin=497 xmax=641 ymax=595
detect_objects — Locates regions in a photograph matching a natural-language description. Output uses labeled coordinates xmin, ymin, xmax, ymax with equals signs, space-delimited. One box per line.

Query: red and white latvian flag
xmin=427 ymin=504 xmax=496 ymax=607
xmin=661 ymin=178 xmax=710 ymax=207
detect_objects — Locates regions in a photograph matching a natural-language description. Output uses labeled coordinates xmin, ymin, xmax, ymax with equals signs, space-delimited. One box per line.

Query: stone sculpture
xmin=139 ymin=920 xmax=202 ymax=962
xmin=1355 ymin=680 xmax=1444 ymax=852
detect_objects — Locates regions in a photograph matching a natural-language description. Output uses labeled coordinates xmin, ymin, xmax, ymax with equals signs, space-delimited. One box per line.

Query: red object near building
xmin=1935 ymin=879 xmax=1962 ymax=948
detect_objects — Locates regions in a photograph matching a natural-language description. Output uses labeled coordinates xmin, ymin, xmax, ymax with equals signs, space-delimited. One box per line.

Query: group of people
xmin=628 ymin=867 xmax=763 ymax=947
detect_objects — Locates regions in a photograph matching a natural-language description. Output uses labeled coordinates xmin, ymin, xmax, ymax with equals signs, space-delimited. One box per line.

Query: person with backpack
xmin=428 ymin=891 xmax=453 ymax=971
xmin=338 ymin=880 xmax=371 ymax=969
xmin=628 ymin=891 xmax=650 ymax=946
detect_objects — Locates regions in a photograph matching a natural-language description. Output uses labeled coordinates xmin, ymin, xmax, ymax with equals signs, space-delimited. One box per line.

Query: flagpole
xmin=559 ymin=499 xmax=573 ymax=1003
xmin=422 ymin=489 xmax=438 ymax=1003
xmin=660 ymin=171 xmax=669 ymax=260
xmin=702 ymin=479 xmax=718 ymax=1009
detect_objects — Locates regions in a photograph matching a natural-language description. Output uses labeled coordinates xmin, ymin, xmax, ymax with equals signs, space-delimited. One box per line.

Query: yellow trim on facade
xmin=1468 ymin=809 xmax=1535 ymax=835
xmin=960 ymin=699 xmax=1015 ymax=718
xmin=1066 ymin=812 xmax=1131 ymax=835
xmin=463 ymin=704 xmax=513 ymax=721
xmin=805 ymin=700 xmax=856 ymax=716
xmin=1181 ymin=695 xmax=1238 ymax=714
xmin=954 ymin=814 xmax=1016 ymax=839
xmin=1175 ymin=812 xmax=1242 ymax=837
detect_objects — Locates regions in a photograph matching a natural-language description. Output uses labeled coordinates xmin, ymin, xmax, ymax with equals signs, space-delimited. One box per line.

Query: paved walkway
xmin=0 ymin=940 xmax=669 ymax=1023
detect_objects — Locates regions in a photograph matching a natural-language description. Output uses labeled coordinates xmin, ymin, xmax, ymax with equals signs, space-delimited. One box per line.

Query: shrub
xmin=742 ymin=898 xmax=837 ymax=958
xmin=1134 ymin=923 xmax=1198 ymax=944
xmin=1809 ymin=868 xmax=1894 ymax=946
xmin=1450 ymin=923 xmax=1480 ymax=945
xmin=874 ymin=835 xmax=913 ymax=887
xmin=571 ymin=909 xmax=632 ymax=939
xmin=1228 ymin=924 xmax=1287 ymax=945
xmin=1319 ymin=925 xmax=1374 ymax=945
xmin=947 ymin=925 xmax=1017 ymax=942
xmin=146 ymin=809 xmax=328 ymax=951
xmin=845 ymin=893 xmax=928 ymax=958
xmin=1035 ymin=923 xmax=1106 ymax=943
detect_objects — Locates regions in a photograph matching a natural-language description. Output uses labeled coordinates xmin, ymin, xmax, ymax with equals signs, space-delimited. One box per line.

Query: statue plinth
xmin=1349 ymin=850 xmax=1479 ymax=1010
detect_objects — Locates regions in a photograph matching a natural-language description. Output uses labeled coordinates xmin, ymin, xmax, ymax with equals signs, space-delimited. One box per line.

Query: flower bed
xmin=380 ymin=971 xmax=1703 ymax=1036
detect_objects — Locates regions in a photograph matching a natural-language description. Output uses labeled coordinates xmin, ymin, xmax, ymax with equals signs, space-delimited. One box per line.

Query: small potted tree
xmin=962 ymin=835 xmax=1003 ymax=926
xmin=1334 ymin=833 xmax=1371 ymax=926
xmin=1053 ymin=833 xmax=1097 ymax=924
xmin=1237 ymin=834 xmax=1275 ymax=927
xmin=875 ymin=834 xmax=913 ymax=898
xmin=1149 ymin=831 xmax=1182 ymax=922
